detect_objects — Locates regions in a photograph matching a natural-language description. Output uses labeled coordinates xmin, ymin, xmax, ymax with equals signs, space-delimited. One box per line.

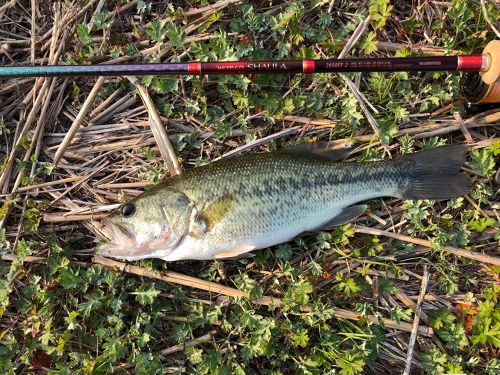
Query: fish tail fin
xmin=398 ymin=145 xmax=470 ymax=200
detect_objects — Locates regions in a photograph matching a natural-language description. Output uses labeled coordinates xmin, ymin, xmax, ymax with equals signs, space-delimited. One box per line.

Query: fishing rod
xmin=1 ymin=40 xmax=499 ymax=104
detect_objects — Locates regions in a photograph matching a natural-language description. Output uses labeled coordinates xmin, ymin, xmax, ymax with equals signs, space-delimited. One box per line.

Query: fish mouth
xmin=95 ymin=220 xmax=158 ymax=261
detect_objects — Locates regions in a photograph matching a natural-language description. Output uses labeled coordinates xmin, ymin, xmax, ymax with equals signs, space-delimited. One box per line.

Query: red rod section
xmin=189 ymin=55 xmax=485 ymax=75
xmin=457 ymin=55 xmax=486 ymax=71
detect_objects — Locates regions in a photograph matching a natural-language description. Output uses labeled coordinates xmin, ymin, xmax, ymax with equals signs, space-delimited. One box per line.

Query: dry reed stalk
xmin=12 ymin=78 xmax=58 ymax=193
xmin=16 ymin=176 xmax=86 ymax=193
xmin=338 ymin=15 xmax=372 ymax=59
xmin=0 ymin=3 xmax=71 ymax=194
xmin=30 ymin=0 xmax=36 ymax=64
xmin=355 ymin=225 xmax=500 ymax=266
xmin=0 ymin=0 xmax=17 ymax=15
xmin=0 ymin=78 xmax=51 ymax=189
xmin=403 ymin=266 xmax=430 ymax=375
xmin=334 ymin=14 xmax=383 ymax=140
xmin=127 ymin=77 xmax=182 ymax=176
xmin=91 ymin=94 xmax=136 ymax=124
xmin=183 ymin=0 xmax=241 ymax=17
xmin=276 ymin=115 xmax=338 ymax=126
xmin=215 ymin=126 xmax=301 ymax=160
xmin=453 ymin=111 xmax=473 ymax=144
xmin=53 ymin=76 xmax=106 ymax=166
xmin=92 ymin=256 xmax=433 ymax=336
xmin=341 ymin=74 xmax=384 ymax=140
xmin=160 ymin=331 xmax=217 ymax=355
xmin=463 ymin=194 xmax=492 ymax=220
xmin=0 ymin=78 xmax=33 ymax=95
xmin=395 ymin=291 xmax=430 ymax=323
xmin=89 ymin=87 xmax=122 ymax=118
xmin=97 ymin=181 xmax=152 ymax=189
xmin=480 ymin=0 xmax=500 ymax=38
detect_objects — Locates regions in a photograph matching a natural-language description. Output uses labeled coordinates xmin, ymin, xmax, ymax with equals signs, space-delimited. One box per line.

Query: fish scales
xmin=171 ymin=153 xmax=399 ymax=241
xmin=95 ymin=144 xmax=469 ymax=261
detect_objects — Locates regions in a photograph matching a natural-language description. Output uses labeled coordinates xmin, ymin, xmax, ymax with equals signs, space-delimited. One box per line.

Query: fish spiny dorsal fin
xmin=281 ymin=141 xmax=352 ymax=161
xmin=198 ymin=192 xmax=238 ymax=232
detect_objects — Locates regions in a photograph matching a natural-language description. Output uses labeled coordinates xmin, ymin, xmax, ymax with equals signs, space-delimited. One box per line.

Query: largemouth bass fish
xmin=95 ymin=144 xmax=469 ymax=261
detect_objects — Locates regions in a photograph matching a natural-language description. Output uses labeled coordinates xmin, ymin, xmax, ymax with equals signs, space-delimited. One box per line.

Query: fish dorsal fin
xmin=198 ymin=193 xmax=238 ymax=232
xmin=317 ymin=205 xmax=367 ymax=230
xmin=282 ymin=142 xmax=352 ymax=161
xmin=214 ymin=245 xmax=256 ymax=259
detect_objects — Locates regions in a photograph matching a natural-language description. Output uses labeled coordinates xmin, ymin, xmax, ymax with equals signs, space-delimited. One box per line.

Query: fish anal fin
xmin=317 ymin=205 xmax=367 ymax=230
xmin=217 ymin=253 xmax=255 ymax=260
xmin=214 ymin=245 xmax=256 ymax=260
xmin=200 ymin=193 xmax=237 ymax=231
xmin=283 ymin=142 xmax=352 ymax=161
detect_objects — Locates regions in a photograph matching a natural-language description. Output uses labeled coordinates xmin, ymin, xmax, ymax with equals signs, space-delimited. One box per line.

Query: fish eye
xmin=121 ymin=203 xmax=136 ymax=218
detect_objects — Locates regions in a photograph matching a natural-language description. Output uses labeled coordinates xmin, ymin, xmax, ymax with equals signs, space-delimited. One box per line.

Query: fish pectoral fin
xmin=282 ymin=142 xmax=352 ymax=161
xmin=214 ymin=245 xmax=256 ymax=260
xmin=317 ymin=205 xmax=368 ymax=230
xmin=199 ymin=193 xmax=238 ymax=231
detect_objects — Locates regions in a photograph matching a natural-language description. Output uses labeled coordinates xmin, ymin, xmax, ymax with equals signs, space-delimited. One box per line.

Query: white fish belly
xmin=164 ymin=206 xmax=344 ymax=261
xmin=164 ymin=182 xmax=397 ymax=261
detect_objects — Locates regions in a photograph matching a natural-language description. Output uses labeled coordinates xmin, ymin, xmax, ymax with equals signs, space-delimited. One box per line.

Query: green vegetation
xmin=0 ymin=0 xmax=498 ymax=374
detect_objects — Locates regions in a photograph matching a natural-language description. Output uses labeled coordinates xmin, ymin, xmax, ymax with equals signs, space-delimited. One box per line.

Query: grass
xmin=0 ymin=0 xmax=499 ymax=374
